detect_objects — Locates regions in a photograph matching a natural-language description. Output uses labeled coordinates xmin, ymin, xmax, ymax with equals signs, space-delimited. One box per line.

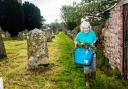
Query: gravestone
xmin=5 ymin=31 xmax=11 ymax=40
xmin=0 ymin=28 xmax=7 ymax=58
xmin=27 ymin=28 xmax=49 ymax=69
xmin=18 ymin=32 xmax=23 ymax=40
xmin=45 ymin=30 xmax=52 ymax=42
xmin=22 ymin=29 xmax=28 ymax=39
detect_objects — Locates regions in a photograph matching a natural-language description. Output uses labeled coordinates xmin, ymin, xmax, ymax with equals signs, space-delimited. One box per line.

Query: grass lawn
xmin=0 ymin=32 xmax=128 ymax=89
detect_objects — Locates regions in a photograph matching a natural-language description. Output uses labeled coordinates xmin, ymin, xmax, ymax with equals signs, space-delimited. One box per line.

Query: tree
xmin=23 ymin=2 xmax=43 ymax=30
xmin=0 ymin=0 xmax=44 ymax=36
xmin=0 ymin=0 xmax=44 ymax=58
xmin=61 ymin=5 xmax=79 ymax=31
xmin=0 ymin=0 xmax=5 ymax=30
xmin=60 ymin=0 xmax=118 ymax=30
xmin=1 ymin=0 xmax=24 ymax=37
xmin=80 ymin=0 xmax=117 ymax=24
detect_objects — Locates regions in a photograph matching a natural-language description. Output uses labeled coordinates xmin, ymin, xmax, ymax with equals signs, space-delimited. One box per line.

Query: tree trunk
xmin=0 ymin=33 xmax=7 ymax=58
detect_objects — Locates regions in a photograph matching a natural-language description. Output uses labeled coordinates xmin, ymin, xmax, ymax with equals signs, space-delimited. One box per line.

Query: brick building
xmin=102 ymin=0 xmax=128 ymax=79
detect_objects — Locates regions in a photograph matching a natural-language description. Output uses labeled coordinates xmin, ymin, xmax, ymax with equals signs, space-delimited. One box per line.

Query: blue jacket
xmin=75 ymin=29 xmax=97 ymax=45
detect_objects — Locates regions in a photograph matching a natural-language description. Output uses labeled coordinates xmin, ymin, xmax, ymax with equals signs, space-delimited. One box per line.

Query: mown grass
xmin=47 ymin=32 xmax=128 ymax=89
xmin=0 ymin=32 xmax=128 ymax=89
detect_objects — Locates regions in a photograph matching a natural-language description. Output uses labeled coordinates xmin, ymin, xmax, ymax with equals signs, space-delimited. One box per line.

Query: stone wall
xmin=102 ymin=5 xmax=123 ymax=72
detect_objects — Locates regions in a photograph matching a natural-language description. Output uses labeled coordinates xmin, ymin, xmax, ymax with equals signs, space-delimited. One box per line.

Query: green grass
xmin=0 ymin=32 xmax=128 ymax=89
xmin=52 ymin=32 xmax=128 ymax=89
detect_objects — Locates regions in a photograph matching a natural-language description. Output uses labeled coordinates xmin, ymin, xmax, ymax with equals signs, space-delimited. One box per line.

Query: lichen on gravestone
xmin=27 ymin=28 xmax=49 ymax=69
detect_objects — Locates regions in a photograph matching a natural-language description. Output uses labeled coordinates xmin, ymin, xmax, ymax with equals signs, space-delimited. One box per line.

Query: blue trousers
xmin=84 ymin=53 xmax=96 ymax=74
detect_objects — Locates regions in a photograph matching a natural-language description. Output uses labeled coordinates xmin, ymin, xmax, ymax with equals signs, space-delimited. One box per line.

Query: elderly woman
xmin=74 ymin=18 xmax=97 ymax=87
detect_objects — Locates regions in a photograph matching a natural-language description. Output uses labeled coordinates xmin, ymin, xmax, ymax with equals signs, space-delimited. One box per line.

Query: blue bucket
xmin=74 ymin=47 xmax=93 ymax=66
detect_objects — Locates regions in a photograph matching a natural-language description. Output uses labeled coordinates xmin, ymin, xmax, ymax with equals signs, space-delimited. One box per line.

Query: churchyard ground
xmin=0 ymin=32 xmax=128 ymax=89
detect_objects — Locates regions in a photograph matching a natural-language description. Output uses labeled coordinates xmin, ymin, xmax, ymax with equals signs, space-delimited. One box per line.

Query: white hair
xmin=80 ymin=20 xmax=91 ymax=32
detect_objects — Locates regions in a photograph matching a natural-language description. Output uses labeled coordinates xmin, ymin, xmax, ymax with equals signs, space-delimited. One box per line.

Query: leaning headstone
xmin=27 ymin=28 xmax=49 ymax=69
xmin=0 ymin=28 xmax=7 ymax=58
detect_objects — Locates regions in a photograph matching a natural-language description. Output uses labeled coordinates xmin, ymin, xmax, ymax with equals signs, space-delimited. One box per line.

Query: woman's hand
xmin=74 ymin=41 xmax=78 ymax=48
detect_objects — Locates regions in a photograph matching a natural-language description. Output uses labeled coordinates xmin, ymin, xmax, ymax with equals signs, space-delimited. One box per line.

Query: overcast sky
xmin=22 ymin=0 xmax=81 ymax=24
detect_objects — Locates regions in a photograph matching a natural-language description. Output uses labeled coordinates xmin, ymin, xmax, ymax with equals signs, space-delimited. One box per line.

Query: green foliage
xmin=0 ymin=0 xmax=24 ymax=37
xmin=73 ymin=26 xmax=80 ymax=36
xmin=96 ymin=50 xmax=112 ymax=76
xmin=61 ymin=5 xmax=79 ymax=31
xmin=76 ymin=42 xmax=97 ymax=52
xmin=0 ymin=0 xmax=44 ymax=37
xmin=0 ymin=1 xmax=5 ymax=29
xmin=61 ymin=0 xmax=117 ymax=31
xmin=23 ymin=1 xmax=43 ymax=30
xmin=80 ymin=0 xmax=118 ymax=25
xmin=94 ymin=24 xmax=105 ymax=50
xmin=111 ymin=68 xmax=121 ymax=79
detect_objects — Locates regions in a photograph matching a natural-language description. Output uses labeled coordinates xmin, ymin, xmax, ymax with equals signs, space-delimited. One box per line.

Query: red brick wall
xmin=102 ymin=5 xmax=123 ymax=72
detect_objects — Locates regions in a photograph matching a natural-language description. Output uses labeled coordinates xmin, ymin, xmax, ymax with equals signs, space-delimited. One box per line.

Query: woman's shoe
xmin=85 ymin=74 xmax=90 ymax=87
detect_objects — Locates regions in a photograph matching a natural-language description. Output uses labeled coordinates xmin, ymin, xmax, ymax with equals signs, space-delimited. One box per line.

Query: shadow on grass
xmin=26 ymin=63 xmax=55 ymax=75
xmin=0 ymin=57 xmax=8 ymax=62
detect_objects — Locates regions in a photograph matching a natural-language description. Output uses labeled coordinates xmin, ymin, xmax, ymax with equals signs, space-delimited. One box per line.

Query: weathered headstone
xmin=27 ymin=28 xmax=49 ymax=69
xmin=52 ymin=29 xmax=59 ymax=35
xmin=0 ymin=28 xmax=7 ymax=58
xmin=22 ymin=29 xmax=28 ymax=39
xmin=18 ymin=32 xmax=23 ymax=40
xmin=5 ymin=31 xmax=11 ymax=40
xmin=50 ymin=29 xmax=56 ymax=39
xmin=45 ymin=30 xmax=52 ymax=42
